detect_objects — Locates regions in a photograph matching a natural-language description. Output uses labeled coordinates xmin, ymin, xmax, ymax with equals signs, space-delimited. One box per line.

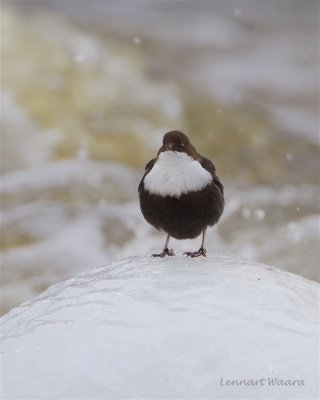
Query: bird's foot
xmin=152 ymin=248 xmax=175 ymax=258
xmin=184 ymin=248 xmax=207 ymax=258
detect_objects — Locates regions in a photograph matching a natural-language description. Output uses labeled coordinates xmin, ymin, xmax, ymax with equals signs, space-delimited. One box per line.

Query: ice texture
xmin=1 ymin=255 xmax=319 ymax=399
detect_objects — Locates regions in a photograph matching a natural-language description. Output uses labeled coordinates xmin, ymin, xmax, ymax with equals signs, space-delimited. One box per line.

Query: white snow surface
xmin=1 ymin=255 xmax=319 ymax=399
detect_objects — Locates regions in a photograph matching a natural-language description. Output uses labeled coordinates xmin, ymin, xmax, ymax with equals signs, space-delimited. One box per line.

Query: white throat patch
xmin=144 ymin=151 xmax=212 ymax=198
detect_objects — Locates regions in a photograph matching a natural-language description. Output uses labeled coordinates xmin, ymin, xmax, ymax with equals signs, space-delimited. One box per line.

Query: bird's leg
xmin=184 ymin=228 xmax=207 ymax=258
xmin=152 ymin=234 xmax=175 ymax=257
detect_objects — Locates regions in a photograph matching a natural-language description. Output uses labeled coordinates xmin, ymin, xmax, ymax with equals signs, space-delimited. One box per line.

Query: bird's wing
xmin=144 ymin=158 xmax=157 ymax=173
xmin=200 ymin=157 xmax=216 ymax=174
xmin=138 ymin=158 xmax=157 ymax=192
xmin=200 ymin=157 xmax=224 ymax=194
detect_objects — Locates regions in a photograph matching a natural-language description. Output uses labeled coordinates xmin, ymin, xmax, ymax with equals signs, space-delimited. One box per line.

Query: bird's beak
xmin=164 ymin=143 xmax=174 ymax=151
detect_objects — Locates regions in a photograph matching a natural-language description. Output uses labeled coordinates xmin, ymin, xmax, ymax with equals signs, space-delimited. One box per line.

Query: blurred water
xmin=1 ymin=0 xmax=319 ymax=314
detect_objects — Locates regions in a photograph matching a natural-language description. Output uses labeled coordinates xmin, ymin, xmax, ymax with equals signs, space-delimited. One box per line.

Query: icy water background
xmin=1 ymin=0 xmax=319 ymax=314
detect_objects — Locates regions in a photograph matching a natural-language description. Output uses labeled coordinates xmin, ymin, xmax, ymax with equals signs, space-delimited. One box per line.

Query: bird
xmin=138 ymin=130 xmax=224 ymax=258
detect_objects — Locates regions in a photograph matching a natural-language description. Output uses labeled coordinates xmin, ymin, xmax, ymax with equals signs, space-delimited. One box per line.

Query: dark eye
xmin=181 ymin=143 xmax=185 ymax=148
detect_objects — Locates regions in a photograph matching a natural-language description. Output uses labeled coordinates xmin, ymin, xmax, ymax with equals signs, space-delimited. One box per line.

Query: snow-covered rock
xmin=1 ymin=255 xmax=319 ymax=399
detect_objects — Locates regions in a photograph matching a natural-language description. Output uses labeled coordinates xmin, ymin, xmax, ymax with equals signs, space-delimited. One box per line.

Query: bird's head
xmin=159 ymin=131 xmax=198 ymax=158
xmin=162 ymin=131 xmax=189 ymax=152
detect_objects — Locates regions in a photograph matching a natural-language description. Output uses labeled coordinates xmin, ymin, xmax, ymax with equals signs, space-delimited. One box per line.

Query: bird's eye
xmin=181 ymin=143 xmax=185 ymax=148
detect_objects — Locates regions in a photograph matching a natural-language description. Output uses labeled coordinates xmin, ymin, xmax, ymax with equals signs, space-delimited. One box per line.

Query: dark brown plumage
xmin=139 ymin=131 xmax=224 ymax=257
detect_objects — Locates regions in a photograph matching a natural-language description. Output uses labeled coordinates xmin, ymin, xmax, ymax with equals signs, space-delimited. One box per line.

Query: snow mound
xmin=1 ymin=255 xmax=319 ymax=399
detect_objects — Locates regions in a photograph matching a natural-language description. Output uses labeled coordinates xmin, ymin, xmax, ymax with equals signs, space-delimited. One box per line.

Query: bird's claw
xmin=152 ymin=248 xmax=175 ymax=258
xmin=184 ymin=248 xmax=207 ymax=258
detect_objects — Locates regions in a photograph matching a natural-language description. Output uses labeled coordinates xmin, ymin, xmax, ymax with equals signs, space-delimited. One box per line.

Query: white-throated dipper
xmin=139 ymin=131 xmax=224 ymax=257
